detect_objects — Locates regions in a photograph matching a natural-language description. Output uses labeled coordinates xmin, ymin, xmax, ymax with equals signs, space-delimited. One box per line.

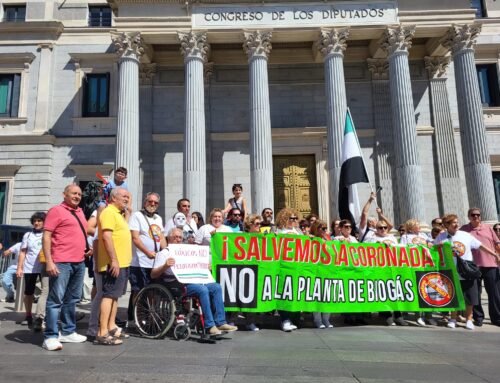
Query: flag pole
xmin=346 ymin=107 xmax=379 ymax=207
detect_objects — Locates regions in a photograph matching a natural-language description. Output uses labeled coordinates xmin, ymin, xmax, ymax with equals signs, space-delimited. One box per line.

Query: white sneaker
xmin=281 ymin=320 xmax=294 ymax=332
xmin=59 ymin=332 xmax=87 ymax=343
xmin=416 ymin=317 xmax=426 ymax=327
xmin=42 ymin=338 xmax=63 ymax=351
xmin=465 ymin=320 xmax=475 ymax=330
xmin=426 ymin=317 xmax=438 ymax=326
xmin=447 ymin=320 xmax=456 ymax=329
xmin=290 ymin=323 xmax=297 ymax=330
xmin=318 ymin=324 xmax=326 ymax=329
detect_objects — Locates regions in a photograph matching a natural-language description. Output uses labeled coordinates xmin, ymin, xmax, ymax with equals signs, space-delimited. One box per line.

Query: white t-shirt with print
xmin=434 ymin=230 xmax=481 ymax=263
xmin=195 ymin=224 xmax=232 ymax=246
xmin=400 ymin=232 xmax=430 ymax=246
xmin=129 ymin=211 xmax=164 ymax=268
xmin=366 ymin=234 xmax=398 ymax=246
xmin=21 ymin=231 xmax=43 ymax=274
xmin=334 ymin=235 xmax=358 ymax=243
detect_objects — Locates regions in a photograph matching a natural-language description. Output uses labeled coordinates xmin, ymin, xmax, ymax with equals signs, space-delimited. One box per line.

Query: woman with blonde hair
xmin=275 ymin=208 xmax=303 ymax=235
xmin=400 ymin=219 xmax=432 ymax=247
xmin=194 ymin=208 xmax=232 ymax=246
xmin=310 ymin=219 xmax=332 ymax=241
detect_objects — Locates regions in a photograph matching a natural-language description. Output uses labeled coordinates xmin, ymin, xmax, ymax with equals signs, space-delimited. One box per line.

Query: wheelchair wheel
xmin=173 ymin=323 xmax=191 ymax=340
xmin=134 ymin=284 xmax=176 ymax=339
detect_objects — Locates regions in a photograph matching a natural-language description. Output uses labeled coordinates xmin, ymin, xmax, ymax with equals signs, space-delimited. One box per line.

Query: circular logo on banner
xmin=412 ymin=236 xmax=426 ymax=245
xmin=418 ymin=272 xmax=455 ymax=307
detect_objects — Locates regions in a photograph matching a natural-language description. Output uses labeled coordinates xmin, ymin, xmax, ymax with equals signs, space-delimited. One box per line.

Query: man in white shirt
xmin=127 ymin=192 xmax=167 ymax=327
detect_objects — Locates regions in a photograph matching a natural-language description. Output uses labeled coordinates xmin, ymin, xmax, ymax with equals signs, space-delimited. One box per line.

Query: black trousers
xmin=473 ymin=267 xmax=500 ymax=324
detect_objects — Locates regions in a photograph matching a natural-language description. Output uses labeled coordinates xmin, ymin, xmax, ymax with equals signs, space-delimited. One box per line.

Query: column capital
xmin=243 ymin=30 xmax=272 ymax=60
xmin=424 ymin=56 xmax=451 ymax=79
xmin=112 ymin=31 xmax=145 ymax=61
xmin=178 ymin=31 xmax=210 ymax=62
xmin=139 ymin=63 xmax=157 ymax=85
xmin=441 ymin=24 xmax=481 ymax=56
xmin=380 ymin=25 xmax=415 ymax=56
xmin=367 ymin=58 xmax=389 ymax=80
xmin=316 ymin=27 xmax=350 ymax=58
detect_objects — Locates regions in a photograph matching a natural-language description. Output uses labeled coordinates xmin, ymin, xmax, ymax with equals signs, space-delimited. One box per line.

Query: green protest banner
xmin=210 ymin=233 xmax=465 ymax=313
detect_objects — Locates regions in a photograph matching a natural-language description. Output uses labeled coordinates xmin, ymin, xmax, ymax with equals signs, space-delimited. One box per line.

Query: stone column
xmin=441 ymin=25 xmax=497 ymax=220
xmin=367 ymin=58 xmax=398 ymax=224
xmin=34 ymin=43 xmax=53 ymax=133
xmin=112 ymin=32 xmax=144 ymax=209
xmin=380 ymin=26 xmax=425 ymax=223
xmin=243 ymin=30 xmax=274 ymax=215
xmin=316 ymin=27 xmax=350 ymax=219
xmin=139 ymin=63 xmax=156 ymax=196
xmin=424 ymin=56 xmax=466 ymax=219
xmin=179 ymin=31 xmax=209 ymax=216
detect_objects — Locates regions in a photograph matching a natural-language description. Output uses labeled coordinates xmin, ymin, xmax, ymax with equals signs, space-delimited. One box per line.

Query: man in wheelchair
xmin=150 ymin=227 xmax=238 ymax=336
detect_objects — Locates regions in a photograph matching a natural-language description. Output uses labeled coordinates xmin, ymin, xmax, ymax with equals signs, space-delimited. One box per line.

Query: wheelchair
xmin=133 ymin=282 xmax=217 ymax=343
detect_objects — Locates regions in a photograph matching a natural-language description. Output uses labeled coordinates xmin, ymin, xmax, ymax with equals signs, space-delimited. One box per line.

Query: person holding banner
xmin=310 ymin=220 xmax=332 ymax=241
xmin=334 ymin=220 xmax=357 ymax=243
xmin=275 ymin=208 xmax=302 ymax=331
xmin=435 ymin=214 xmax=499 ymax=330
xmin=152 ymin=228 xmax=238 ymax=336
xmin=275 ymin=208 xmax=303 ymax=235
xmin=400 ymin=220 xmax=432 ymax=247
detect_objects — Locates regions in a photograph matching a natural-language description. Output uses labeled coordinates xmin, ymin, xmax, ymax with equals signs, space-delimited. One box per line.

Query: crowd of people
xmin=1 ymin=170 xmax=500 ymax=351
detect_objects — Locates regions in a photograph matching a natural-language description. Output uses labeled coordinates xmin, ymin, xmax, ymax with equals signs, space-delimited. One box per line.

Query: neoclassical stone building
xmin=1 ymin=0 xmax=500 ymax=226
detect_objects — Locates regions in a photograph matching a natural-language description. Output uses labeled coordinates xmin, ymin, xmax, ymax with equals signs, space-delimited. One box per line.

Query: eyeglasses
xmin=147 ymin=200 xmax=159 ymax=205
xmin=470 ymin=213 xmax=481 ymax=218
xmin=253 ymin=222 xmax=261 ymax=226
xmin=318 ymin=226 xmax=327 ymax=230
xmin=233 ymin=213 xmax=241 ymax=217
xmin=494 ymin=227 xmax=500 ymax=232
xmin=377 ymin=226 xmax=388 ymax=230
xmin=289 ymin=216 xmax=298 ymax=221
xmin=342 ymin=225 xmax=352 ymax=229
xmin=398 ymin=229 xmax=406 ymax=233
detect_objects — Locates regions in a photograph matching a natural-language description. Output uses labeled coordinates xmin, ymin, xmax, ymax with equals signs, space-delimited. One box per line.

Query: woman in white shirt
xmin=400 ymin=219 xmax=432 ymax=247
xmin=195 ymin=208 xmax=232 ymax=246
xmin=434 ymin=214 xmax=499 ymax=330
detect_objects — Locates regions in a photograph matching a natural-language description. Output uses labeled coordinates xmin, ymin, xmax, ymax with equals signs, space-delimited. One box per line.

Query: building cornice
xmin=0 ymin=21 xmax=64 ymax=43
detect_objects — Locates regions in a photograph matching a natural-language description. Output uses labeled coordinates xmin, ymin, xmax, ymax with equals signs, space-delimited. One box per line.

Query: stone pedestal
xmin=243 ymin=31 xmax=274 ymax=215
xmin=112 ymin=32 xmax=144 ymax=209
xmin=316 ymin=28 xmax=349 ymax=219
xmin=424 ymin=56 xmax=466 ymax=219
xmin=381 ymin=26 xmax=425 ymax=223
xmin=179 ymin=31 xmax=209 ymax=216
xmin=442 ymin=25 xmax=497 ymax=220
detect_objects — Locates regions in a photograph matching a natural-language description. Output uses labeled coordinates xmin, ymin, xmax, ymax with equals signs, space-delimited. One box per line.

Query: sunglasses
xmin=470 ymin=213 xmax=481 ymax=217
xmin=147 ymin=200 xmax=159 ymax=205
xmin=494 ymin=227 xmax=500 ymax=231
xmin=342 ymin=225 xmax=352 ymax=229
xmin=289 ymin=216 xmax=298 ymax=221
xmin=253 ymin=222 xmax=261 ymax=226
xmin=318 ymin=226 xmax=327 ymax=230
xmin=233 ymin=213 xmax=242 ymax=217
xmin=377 ymin=226 xmax=388 ymax=230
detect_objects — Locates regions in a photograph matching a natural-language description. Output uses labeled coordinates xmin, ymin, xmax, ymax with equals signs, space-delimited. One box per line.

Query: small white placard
xmin=168 ymin=244 xmax=215 ymax=284
xmin=192 ymin=2 xmax=398 ymax=29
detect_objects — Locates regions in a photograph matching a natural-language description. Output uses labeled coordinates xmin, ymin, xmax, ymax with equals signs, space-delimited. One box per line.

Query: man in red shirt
xmin=42 ymin=184 xmax=91 ymax=351
xmin=461 ymin=207 xmax=500 ymax=327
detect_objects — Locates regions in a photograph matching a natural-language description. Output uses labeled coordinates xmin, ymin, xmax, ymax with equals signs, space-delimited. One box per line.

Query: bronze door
xmin=273 ymin=155 xmax=318 ymax=217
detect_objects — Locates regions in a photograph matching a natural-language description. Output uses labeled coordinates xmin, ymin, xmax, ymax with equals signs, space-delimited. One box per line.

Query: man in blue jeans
xmin=42 ymin=184 xmax=91 ymax=351
xmin=151 ymin=228 xmax=237 ymax=335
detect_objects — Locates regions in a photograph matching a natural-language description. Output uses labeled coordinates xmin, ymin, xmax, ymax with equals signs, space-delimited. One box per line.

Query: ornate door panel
xmin=273 ymin=155 xmax=318 ymax=217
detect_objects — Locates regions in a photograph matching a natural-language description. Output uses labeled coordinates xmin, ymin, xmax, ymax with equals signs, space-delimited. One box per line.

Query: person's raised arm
xmin=376 ymin=207 xmax=393 ymax=231
xmin=359 ymin=192 xmax=376 ymax=231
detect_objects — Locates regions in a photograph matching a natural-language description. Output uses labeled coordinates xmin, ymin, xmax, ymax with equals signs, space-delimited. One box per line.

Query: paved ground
xmin=0 ymin=294 xmax=499 ymax=383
